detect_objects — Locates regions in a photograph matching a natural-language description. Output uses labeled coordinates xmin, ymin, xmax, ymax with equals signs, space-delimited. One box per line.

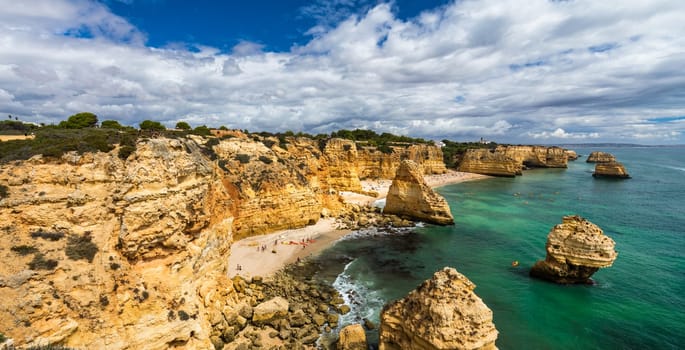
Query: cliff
xmin=530 ymin=215 xmax=618 ymax=284
xmin=457 ymin=149 xmax=521 ymax=177
xmin=0 ymin=139 xmax=239 ymax=348
xmin=458 ymin=146 xmax=570 ymax=177
xmin=495 ymin=145 xmax=568 ymax=168
xmin=352 ymin=143 xmax=447 ymax=180
xmin=586 ymin=151 xmax=616 ymax=163
xmin=379 ymin=267 xmax=498 ymax=350
xmin=593 ymin=162 xmax=630 ymax=179
xmin=565 ymin=150 xmax=579 ymax=161
xmin=384 ymin=160 xmax=454 ymax=225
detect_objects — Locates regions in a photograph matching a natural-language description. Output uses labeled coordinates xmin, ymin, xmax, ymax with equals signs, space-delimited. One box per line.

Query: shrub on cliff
xmin=58 ymin=112 xmax=98 ymax=129
xmin=139 ymin=120 xmax=166 ymax=131
xmin=175 ymin=121 xmax=191 ymax=130
xmin=190 ymin=125 xmax=212 ymax=136
xmin=118 ymin=145 xmax=136 ymax=160
xmin=28 ymin=253 xmax=58 ymax=270
xmin=0 ymin=184 xmax=7 ymax=199
xmin=258 ymin=155 xmax=273 ymax=164
xmin=235 ymin=154 xmax=250 ymax=164
xmin=100 ymin=120 xmax=124 ymax=129
xmin=65 ymin=234 xmax=98 ymax=263
xmin=11 ymin=245 xmax=38 ymax=256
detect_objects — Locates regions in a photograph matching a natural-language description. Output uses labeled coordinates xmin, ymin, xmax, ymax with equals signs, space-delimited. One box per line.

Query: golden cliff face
xmin=384 ymin=160 xmax=454 ymax=225
xmin=380 ymin=267 xmax=498 ymax=350
xmin=458 ymin=146 xmax=571 ymax=177
xmin=356 ymin=144 xmax=447 ymax=180
xmin=0 ymin=139 xmax=239 ymax=349
xmin=530 ymin=215 xmax=618 ymax=284
xmin=212 ymin=137 xmax=327 ymax=240
xmin=458 ymin=149 xmax=522 ymax=177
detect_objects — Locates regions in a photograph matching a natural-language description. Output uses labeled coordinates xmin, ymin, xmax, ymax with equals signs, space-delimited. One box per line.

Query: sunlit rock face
xmin=530 ymin=215 xmax=618 ymax=284
xmin=384 ymin=160 xmax=454 ymax=225
xmin=379 ymin=267 xmax=499 ymax=350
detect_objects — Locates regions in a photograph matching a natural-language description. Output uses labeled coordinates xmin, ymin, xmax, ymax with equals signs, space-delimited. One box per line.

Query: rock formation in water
xmin=384 ymin=160 xmax=454 ymax=225
xmin=458 ymin=149 xmax=521 ymax=177
xmin=593 ymin=162 xmax=631 ymax=179
xmin=337 ymin=324 xmax=367 ymax=350
xmin=586 ymin=151 xmax=616 ymax=163
xmin=530 ymin=215 xmax=618 ymax=284
xmin=458 ymin=145 xmax=572 ymax=177
xmin=379 ymin=267 xmax=499 ymax=350
xmin=565 ymin=150 xmax=579 ymax=161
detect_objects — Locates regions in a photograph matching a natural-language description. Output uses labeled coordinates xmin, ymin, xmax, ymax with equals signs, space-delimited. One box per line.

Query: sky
xmin=0 ymin=0 xmax=684 ymax=144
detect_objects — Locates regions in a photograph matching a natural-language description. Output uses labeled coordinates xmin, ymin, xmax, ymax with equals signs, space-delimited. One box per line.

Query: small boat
xmin=511 ymin=260 xmax=519 ymax=267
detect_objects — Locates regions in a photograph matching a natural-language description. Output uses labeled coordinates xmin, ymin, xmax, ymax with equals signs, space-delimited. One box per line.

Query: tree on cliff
xmin=101 ymin=120 xmax=124 ymax=129
xmin=58 ymin=112 xmax=99 ymax=129
xmin=139 ymin=120 xmax=166 ymax=131
xmin=175 ymin=121 xmax=191 ymax=130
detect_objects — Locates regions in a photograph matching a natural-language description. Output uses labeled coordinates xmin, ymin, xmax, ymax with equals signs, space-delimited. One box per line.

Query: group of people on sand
xmin=257 ymin=244 xmax=268 ymax=252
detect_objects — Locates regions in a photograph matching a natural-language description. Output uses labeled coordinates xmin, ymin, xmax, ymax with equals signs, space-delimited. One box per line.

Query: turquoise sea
xmin=312 ymin=146 xmax=685 ymax=349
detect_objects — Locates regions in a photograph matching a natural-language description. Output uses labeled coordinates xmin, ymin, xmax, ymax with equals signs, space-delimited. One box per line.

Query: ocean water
xmin=311 ymin=146 xmax=685 ymax=349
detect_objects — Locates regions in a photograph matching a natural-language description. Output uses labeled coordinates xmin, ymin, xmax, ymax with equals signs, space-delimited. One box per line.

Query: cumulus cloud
xmin=0 ymin=0 xmax=684 ymax=144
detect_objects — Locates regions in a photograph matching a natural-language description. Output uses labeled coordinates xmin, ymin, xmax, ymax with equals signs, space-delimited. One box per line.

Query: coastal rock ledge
xmin=593 ymin=161 xmax=631 ymax=179
xmin=384 ymin=160 xmax=454 ymax=225
xmin=379 ymin=267 xmax=499 ymax=350
xmin=530 ymin=215 xmax=618 ymax=284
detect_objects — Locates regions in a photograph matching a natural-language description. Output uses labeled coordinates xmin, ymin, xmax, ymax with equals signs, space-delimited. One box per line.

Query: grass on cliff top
xmin=0 ymin=127 xmax=139 ymax=163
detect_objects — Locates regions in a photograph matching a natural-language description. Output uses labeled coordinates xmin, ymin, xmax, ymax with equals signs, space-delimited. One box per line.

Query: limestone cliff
xmin=213 ymin=137 xmax=330 ymax=239
xmin=530 ymin=215 xmax=618 ymax=284
xmin=457 ymin=149 xmax=521 ymax=177
xmin=384 ymin=160 xmax=454 ymax=225
xmin=496 ymin=145 xmax=568 ymax=168
xmin=593 ymin=162 xmax=630 ymax=179
xmin=0 ymin=139 xmax=240 ymax=349
xmin=322 ymin=138 xmax=363 ymax=192
xmin=379 ymin=267 xmax=498 ymax=350
xmin=586 ymin=151 xmax=616 ymax=163
xmin=565 ymin=150 xmax=579 ymax=161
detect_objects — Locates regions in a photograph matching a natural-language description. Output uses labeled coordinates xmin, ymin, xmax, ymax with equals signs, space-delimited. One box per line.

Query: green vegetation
xmin=262 ymin=139 xmax=276 ymax=148
xmin=139 ymin=120 xmax=166 ymax=131
xmin=175 ymin=121 xmax=191 ymax=130
xmin=0 ymin=184 xmax=7 ymax=199
xmin=258 ymin=155 xmax=273 ymax=164
xmin=235 ymin=154 xmax=250 ymax=164
xmin=440 ymin=139 xmax=498 ymax=168
xmin=0 ymin=120 xmax=39 ymax=134
xmin=100 ymin=120 xmax=124 ymax=129
xmin=0 ymin=128 xmax=140 ymax=163
xmin=31 ymin=230 xmax=65 ymax=241
xmin=330 ymin=129 xmax=430 ymax=154
xmin=118 ymin=145 xmax=136 ymax=160
xmin=191 ymin=125 xmax=212 ymax=136
xmin=178 ymin=310 xmax=190 ymax=321
xmin=65 ymin=234 xmax=98 ymax=263
xmin=28 ymin=253 xmax=58 ymax=270
xmin=58 ymin=112 xmax=98 ymax=129
xmin=0 ymin=332 xmax=5 ymax=342
xmin=11 ymin=245 xmax=38 ymax=256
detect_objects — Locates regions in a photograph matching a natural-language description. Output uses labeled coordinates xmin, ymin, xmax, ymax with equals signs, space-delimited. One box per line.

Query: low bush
xmin=258 ymin=155 xmax=273 ymax=164
xmin=0 ymin=184 xmax=7 ymax=199
xmin=118 ymin=145 xmax=136 ymax=160
xmin=11 ymin=245 xmax=38 ymax=256
xmin=235 ymin=154 xmax=250 ymax=164
xmin=65 ymin=234 xmax=98 ymax=263
xmin=178 ymin=310 xmax=190 ymax=321
xmin=31 ymin=230 xmax=65 ymax=241
xmin=28 ymin=253 xmax=58 ymax=270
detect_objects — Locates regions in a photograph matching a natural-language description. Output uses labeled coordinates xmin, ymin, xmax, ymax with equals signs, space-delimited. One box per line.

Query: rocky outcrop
xmin=565 ymin=150 xmax=579 ymax=161
xmin=351 ymin=143 xmax=447 ymax=180
xmin=0 ymin=138 xmax=238 ymax=349
xmin=379 ymin=267 xmax=498 ymax=350
xmin=593 ymin=162 xmax=630 ymax=179
xmin=530 ymin=215 xmax=618 ymax=284
xmin=384 ymin=160 xmax=454 ymax=225
xmin=458 ymin=146 xmax=572 ymax=177
xmin=458 ymin=149 xmax=521 ymax=177
xmin=586 ymin=151 xmax=616 ymax=163
xmin=496 ymin=145 xmax=568 ymax=168
xmin=338 ymin=324 xmax=367 ymax=350
xmin=322 ymin=138 xmax=364 ymax=193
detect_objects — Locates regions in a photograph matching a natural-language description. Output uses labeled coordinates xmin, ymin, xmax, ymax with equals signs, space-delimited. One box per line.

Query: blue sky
xmin=1 ymin=0 xmax=684 ymax=144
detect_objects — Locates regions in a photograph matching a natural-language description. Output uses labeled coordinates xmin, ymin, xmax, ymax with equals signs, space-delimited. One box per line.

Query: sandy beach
xmin=228 ymin=170 xmax=488 ymax=279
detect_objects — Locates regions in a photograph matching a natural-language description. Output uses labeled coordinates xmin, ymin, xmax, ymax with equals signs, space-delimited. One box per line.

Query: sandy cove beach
xmin=228 ymin=170 xmax=488 ymax=279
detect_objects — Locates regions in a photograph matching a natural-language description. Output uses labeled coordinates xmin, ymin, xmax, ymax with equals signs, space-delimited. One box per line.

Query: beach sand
xmin=228 ymin=170 xmax=488 ymax=279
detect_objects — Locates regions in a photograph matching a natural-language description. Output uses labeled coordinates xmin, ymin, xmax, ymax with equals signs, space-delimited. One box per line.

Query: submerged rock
xmin=530 ymin=215 xmax=618 ymax=284
xmin=384 ymin=160 xmax=454 ymax=225
xmin=593 ymin=162 xmax=630 ymax=179
xmin=379 ymin=267 xmax=498 ymax=350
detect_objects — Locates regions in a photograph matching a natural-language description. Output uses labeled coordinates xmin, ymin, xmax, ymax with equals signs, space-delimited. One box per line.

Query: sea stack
xmin=384 ymin=160 xmax=454 ymax=225
xmin=379 ymin=267 xmax=499 ymax=350
xmin=530 ymin=215 xmax=618 ymax=284
xmin=586 ymin=151 xmax=616 ymax=163
xmin=593 ymin=162 xmax=631 ymax=178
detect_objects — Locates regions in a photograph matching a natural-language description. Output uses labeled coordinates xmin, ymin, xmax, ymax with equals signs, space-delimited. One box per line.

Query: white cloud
xmin=0 ymin=0 xmax=684 ymax=144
